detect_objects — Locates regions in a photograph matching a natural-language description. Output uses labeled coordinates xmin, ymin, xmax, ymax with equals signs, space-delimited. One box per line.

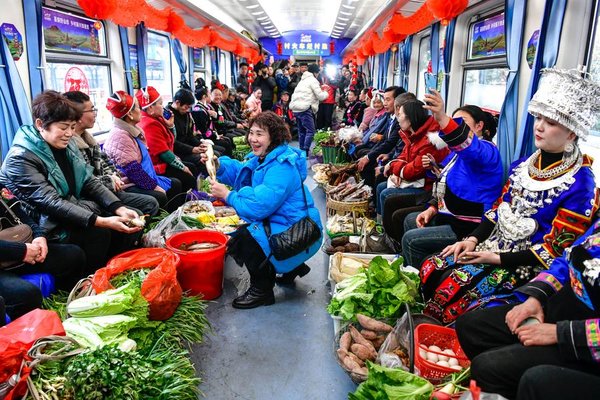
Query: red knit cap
xmin=135 ymin=86 xmax=161 ymax=109
xmin=106 ymin=91 xmax=135 ymax=119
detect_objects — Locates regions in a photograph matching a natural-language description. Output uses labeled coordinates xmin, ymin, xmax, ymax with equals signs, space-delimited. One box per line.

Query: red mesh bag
xmin=92 ymin=248 xmax=182 ymax=320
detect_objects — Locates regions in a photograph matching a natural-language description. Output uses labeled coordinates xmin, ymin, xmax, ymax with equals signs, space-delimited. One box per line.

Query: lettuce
xmin=64 ymin=315 xmax=137 ymax=349
xmin=327 ymin=256 xmax=421 ymax=320
xmin=349 ymin=362 xmax=433 ymax=400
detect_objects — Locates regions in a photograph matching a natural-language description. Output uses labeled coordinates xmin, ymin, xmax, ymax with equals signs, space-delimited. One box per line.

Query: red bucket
xmin=165 ymin=230 xmax=228 ymax=300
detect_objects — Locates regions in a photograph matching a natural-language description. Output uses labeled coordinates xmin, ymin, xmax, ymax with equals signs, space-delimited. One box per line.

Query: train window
xmin=42 ymin=7 xmax=111 ymax=134
xmin=463 ymin=68 xmax=509 ymax=112
xmin=416 ymin=36 xmax=431 ymax=101
xmin=147 ymin=31 xmax=173 ymax=102
xmin=219 ymin=52 xmax=227 ymax=84
xmin=462 ymin=10 xmax=508 ymax=113
xmin=46 ymin=63 xmax=112 ymax=133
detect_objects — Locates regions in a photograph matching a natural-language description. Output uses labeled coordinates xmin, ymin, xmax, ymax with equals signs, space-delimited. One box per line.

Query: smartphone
xmin=163 ymin=108 xmax=172 ymax=120
xmin=424 ymin=72 xmax=438 ymax=94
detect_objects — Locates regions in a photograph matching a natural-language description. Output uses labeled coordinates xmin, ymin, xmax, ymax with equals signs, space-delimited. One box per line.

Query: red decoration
xmin=276 ymin=41 xmax=283 ymax=55
xmin=330 ymin=40 xmax=335 ymax=55
xmin=109 ymin=0 xmax=145 ymax=27
xmin=166 ymin=8 xmax=184 ymax=37
xmin=93 ymin=20 xmax=102 ymax=30
xmin=426 ymin=0 xmax=468 ymax=26
xmin=389 ymin=6 xmax=435 ymax=35
xmin=371 ymin=32 xmax=390 ymax=54
xmin=77 ymin=0 xmax=116 ymax=20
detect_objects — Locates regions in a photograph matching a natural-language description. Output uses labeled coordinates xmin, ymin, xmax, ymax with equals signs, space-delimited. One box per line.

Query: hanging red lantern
xmin=276 ymin=41 xmax=283 ymax=55
xmin=77 ymin=0 xmax=116 ymax=20
xmin=426 ymin=0 xmax=468 ymax=26
xmin=166 ymin=8 xmax=184 ymax=37
xmin=330 ymin=40 xmax=335 ymax=55
xmin=389 ymin=5 xmax=435 ymax=35
xmin=372 ymin=32 xmax=390 ymax=54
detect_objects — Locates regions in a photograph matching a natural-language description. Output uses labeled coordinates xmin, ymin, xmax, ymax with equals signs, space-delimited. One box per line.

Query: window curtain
xmin=188 ymin=47 xmax=195 ymax=88
xmin=23 ymin=0 xmax=44 ymax=98
xmin=430 ymin=23 xmax=440 ymax=86
xmin=496 ymin=0 xmax=528 ymax=173
xmin=171 ymin=38 xmax=188 ymax=87
xmin=231 ymin=55 xmax=238 ymax=87
xmin=514 ymin=0 xmax=567 ymax=160
xmin=136 ymin=23 xmax=148 ymax=88
xmin=441 ymin=19 xmax=456 ymax=104
xmin=211 ymin=48 xmax=220 ymax=81
xmin=0 ymin=36 xmax=33 ymax=159
xmin=379 ymin=51 xmax=391 ymax=89
xmin=400 ymin=36 xmax=413 ymax=90
xmin=119 ymin=27 xmax=134 ymax=94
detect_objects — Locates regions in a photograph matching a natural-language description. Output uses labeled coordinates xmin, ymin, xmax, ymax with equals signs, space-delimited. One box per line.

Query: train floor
xmin=190 ymin=163 xmax=357 ymax=400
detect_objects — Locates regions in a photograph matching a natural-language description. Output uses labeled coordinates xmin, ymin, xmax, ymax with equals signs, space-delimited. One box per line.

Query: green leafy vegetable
xmin=63 ymin=314 xmax=137 ymax=349
xmin=349 ymin=362 xmax=433 ymax=400
xmin=327 ymin=256 xmax=420 ymax=320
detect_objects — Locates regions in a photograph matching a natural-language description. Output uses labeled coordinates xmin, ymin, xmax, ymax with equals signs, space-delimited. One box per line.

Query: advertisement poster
xmin=64 ymin=67 xmax=90 ymax=94
xmin=469 ymin=13 xmax=506 ymax=59
xmin=42 ymin=7 xmax=103 ymax=56
xmin=280 ymin=31 xmax=331 ymax=56
xmin=527 ymin=30 xmax=540 ymax=69
xmin=1 ymin=23 xmax=23 ymax=61
xmin=129 ymin=44 xmax=140 ymax=89
xmin=193 ymin=48 xmax=205 ymax=70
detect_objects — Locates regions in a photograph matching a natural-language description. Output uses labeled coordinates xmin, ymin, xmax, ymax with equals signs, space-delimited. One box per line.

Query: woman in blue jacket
xmin=401 ymin=90 xmax=504 ymax=269
xmin=207 ymin=111 xmax=322 ymax=309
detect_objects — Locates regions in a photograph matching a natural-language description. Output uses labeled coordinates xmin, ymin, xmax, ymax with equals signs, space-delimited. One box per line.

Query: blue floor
xmin=191 ymin=168 xmax=357 ymax=399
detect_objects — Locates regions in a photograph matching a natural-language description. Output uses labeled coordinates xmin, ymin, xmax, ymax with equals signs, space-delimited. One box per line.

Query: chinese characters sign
xmin=280 ymin=32 xmax=331 ymax=56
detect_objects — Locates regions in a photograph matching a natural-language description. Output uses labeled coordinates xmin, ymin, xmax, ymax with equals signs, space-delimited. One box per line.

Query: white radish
xmin=419 ymin=348 xmax=428 ymax=360
xmin=428 ymin=345 xmax=442 ymax=353
xmin=426 ymin=352 xmax=439 ymax=363
xmin=448 ymin=357 xmax=459 ymax=366
xmin=439 ymin=348 xmax=454 ymax=362
xmin=436 ymin=360 xmax=450 ymax=368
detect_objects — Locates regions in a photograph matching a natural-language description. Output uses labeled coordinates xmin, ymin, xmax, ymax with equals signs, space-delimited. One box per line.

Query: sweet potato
xmin=371 ymin=335 xmax=386 ymax=350
xmin=339 ymin=331 xmax=352 ymax=352
xmin=354 ymin=366 xmax=368 ymax=376
xmin=349 ymin=325 xmax=377 ymax=354
xmin=337 ymin=348 xmax=349 ymax=363
xmin=360 ymin=329 xmax=378 ymax=340
xmin=351 ymin=343 xmax=377 ymax=361
xmin=342 ymin=354 xmax=361 ymax=371
xmin=356 ymin=314 xmax=393 ymax=333
xmin=347 ymin=351 xmax=365 ymax=367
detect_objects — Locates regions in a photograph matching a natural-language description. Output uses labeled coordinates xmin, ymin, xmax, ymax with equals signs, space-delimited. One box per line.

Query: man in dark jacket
xmin=237 ymin=62 xmax=249 ymax=93
xmin=357 ymin=86 xmax=406 ymax=188
xmin=287 ymin=63 xmax=301 ymax=95
xmin=210 ymin=88 xmax=246 ymax=138
xmin=252 ymin=63 xmax=276 ymax=112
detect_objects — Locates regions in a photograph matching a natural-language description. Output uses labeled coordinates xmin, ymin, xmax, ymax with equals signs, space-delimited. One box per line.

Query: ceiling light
xmin=340 ymin=11 xmax=352 ymax=16
xmin=246 ymin=4 xmax=260 ymax=9
xmin=257 ymin=16 xmax=269 ymax=20
xmin=342 ymin=4 xmax=355 ymax=9
xmin=251 ymin=11 xmax=265 ymax=15
xmin=338 ymin=16 xmax=349 ymax=21
xmin=260 ymin=21 xmax=272 ymax=25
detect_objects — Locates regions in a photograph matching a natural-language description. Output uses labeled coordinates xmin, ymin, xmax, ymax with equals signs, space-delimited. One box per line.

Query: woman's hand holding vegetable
xmin=96 ymin=215 xmax=141 ymax=233
xmin=208 ymin=178 xmax=230 ymax=200
xmin=32 ymin=236 xmax=48 ymax=263
xmin=416 ymin=206 xmax=438 ymax=227
xmin=440 ymin=239 xmax=477 ymax=263
xmin=505 ymin=297 xmax=545 ymax=333
xmin=516 ymin=323 xmax=558 ymax=346
xmin=423 ymin=89 xmax=451 ymax=130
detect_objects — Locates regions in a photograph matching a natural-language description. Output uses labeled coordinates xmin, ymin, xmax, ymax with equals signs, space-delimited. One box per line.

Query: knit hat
xmin=307 ymin=63 xmax=320 ymax=74
xmin=528 ymin=68 xmax=600 ymax=140
xmin=135 ymin=86 xmax=161 ymax=109
xmin=106 ymin=91 xmax=135 ymax=119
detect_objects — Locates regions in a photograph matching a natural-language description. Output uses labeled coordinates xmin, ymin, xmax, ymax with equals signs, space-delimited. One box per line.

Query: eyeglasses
xmin=83 ymin=107 xmax=98 ymax=114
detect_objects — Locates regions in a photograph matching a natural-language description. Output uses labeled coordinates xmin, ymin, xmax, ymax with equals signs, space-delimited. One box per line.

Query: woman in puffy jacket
xmin=104 ymin=90 xmax=183 ymax=212
xmin=204 ymin=111 xmax=322 ymax=310
xmin=0 ymin=91 xmax=141 ymax=271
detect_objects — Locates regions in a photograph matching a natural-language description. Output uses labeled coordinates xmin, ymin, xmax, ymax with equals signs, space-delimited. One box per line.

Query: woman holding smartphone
xmin=419 ymin=68 xmax=600 ymax=324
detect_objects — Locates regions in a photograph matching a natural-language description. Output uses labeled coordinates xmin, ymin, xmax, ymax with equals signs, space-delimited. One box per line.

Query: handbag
xmin=263 ymin=170 xmax=321 ymax=261
xmin=0 ymin=198 xmax=33 ymax=269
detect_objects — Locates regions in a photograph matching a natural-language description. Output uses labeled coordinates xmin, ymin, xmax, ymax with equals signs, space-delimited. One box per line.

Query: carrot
xmin=339 ymin=331 xmax=352 ymax=352
xmin=356 ymin=314 xmax=393 ymax=333
xmin=360 ymin=329 xmax=378 ymax=340
xmin=349 ymin=325 xmax=377 ymax=354
xmin=351 ymin=343 xmax=377 ymax=361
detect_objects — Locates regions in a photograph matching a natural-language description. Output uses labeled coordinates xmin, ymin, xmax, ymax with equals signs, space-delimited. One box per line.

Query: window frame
xmin=42 ymin=5 xmax=113 ymax=135
xmin=416 ymin=34 xmax=431 ymax=101
xmin=146 ymin=30 xmax=174 ymax=100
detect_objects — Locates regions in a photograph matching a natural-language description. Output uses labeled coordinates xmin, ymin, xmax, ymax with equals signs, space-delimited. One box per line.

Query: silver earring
xmin=564 ymin=142 xmax=574 ymax=153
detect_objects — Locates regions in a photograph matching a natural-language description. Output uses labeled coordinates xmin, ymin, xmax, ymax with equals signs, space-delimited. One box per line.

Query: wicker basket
xmin=326 ymin=198 xmax=369 ymax=217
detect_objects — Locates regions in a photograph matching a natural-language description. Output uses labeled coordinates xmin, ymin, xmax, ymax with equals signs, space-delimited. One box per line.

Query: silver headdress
xmin=528 ymin=67 xmax=600 ymax=140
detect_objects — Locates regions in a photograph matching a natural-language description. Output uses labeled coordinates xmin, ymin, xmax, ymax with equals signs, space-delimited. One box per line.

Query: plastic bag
xmin=19 ymin=273 xmax=56 ymax=298
xmin=143 ymin=200 xmax=213 ymax=247
xmin=338 ymin=126 xmax=362 ymax=143
xmin=91 ymin=248 xmax=182 ymax=320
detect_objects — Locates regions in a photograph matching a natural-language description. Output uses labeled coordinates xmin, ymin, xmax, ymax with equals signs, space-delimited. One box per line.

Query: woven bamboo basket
xmin=326 ymin=198 xmax=369 ymax=217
